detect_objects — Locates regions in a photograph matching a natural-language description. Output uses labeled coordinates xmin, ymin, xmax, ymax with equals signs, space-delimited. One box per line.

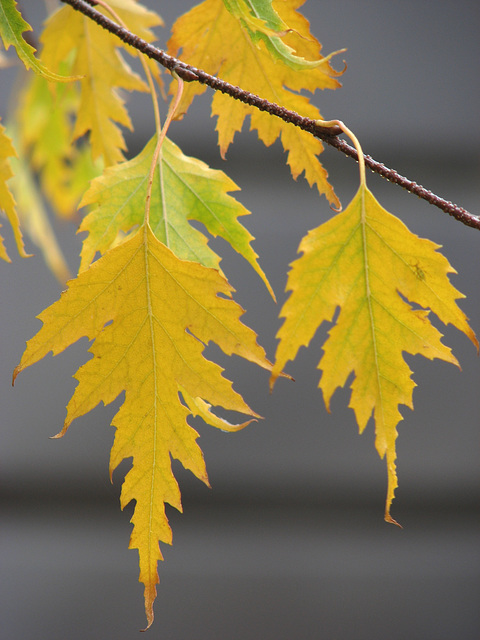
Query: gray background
xmin=1 ymin=0 xmax=479 ymax=638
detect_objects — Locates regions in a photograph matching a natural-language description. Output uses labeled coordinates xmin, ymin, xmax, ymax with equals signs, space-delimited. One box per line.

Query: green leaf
xmin=0 ymin=0 xmax=78 ymax=81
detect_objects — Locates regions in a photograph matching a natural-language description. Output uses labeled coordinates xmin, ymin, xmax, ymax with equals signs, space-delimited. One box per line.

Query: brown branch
xmin=60 ymin=0 xmax=480 ymax=231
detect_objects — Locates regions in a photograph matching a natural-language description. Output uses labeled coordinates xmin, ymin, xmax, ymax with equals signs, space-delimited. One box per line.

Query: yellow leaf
xmin=167 ymin=0 xmax=343 ymax=206
xmin=14 ymin=223 xmax=271 ymax=627
xmin=271 ymin=185 xmax=477 ymax=522
xmin=0 ymin=120 xmax=27 ymax=261
xmin=40 ymin=0 xmax=163 ymax=165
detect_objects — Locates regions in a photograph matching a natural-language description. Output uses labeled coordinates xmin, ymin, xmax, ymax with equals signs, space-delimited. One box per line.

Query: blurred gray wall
xmin=1 ymin=1 xmax=479 ymax=638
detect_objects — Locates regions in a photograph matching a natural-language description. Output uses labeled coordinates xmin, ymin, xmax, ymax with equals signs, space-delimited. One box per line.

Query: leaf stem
xmin=60 ymin=0 xmax=480 ymax=231
xmin=315 ymin=119 xmax=366 ymax=195
xmin=91 ymin=0 xmax=162 ymax=135
xmin=144 ymin=73 xmax=184 ymax=229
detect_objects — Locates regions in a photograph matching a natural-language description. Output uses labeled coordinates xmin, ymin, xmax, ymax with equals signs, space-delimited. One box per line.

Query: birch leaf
xmin=0 ymin=0 xmax=76 ymax=81
xmin=14 ymin=223 xmax=271 ymax=628
xmin=168 ymin=0 xmax=343 ymax=206
xmin=271 ymin=185 xmax=477 ymax=522
xmin=8 ymin=134 xmax=71 ymax=281
xmin=223 ymin=0 xmax=335 ymax=70
xmin=40 ymin=0 xmax=163 ymax=165
xmin=79 ymin=135 xmax=273 ymax=297
xmin=0 ymin=120 xmax=27 ymax=260
xmin=15 ymin=71 xmax=100 ymax=220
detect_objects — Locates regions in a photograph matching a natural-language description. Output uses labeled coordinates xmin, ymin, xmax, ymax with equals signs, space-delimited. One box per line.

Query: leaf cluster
xmin=0 ymin=0 xmax=477 ymax=628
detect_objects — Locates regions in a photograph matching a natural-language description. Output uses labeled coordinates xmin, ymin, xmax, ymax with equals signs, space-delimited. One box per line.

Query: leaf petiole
xmin=315 ymin=119 xmax=366 ymax=192
xmin=91 ymin=0 xmax=162 ymax=135
xmin=144 ymin=72 xmax=185 ymax=228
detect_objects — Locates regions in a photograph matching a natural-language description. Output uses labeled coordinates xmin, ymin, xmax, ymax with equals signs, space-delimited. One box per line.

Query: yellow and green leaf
xmin=223 ymin=0 xmax=336 ymax=70
xmin=7 ymin=133 xmax=71 ymax=282
xmin=14 ymin=222 xmax=272 ymax=628
xmin=79 ymin=135 xmax=273 ymax=297
xmin=168 ymin=0 xmax=343 ymax=206
xmin=15 ymin=71 xmax=101 ymax=219
xmin=0 ymin=120 xmax=27 ymax=261
xmin=271 ymin=185 xmax=477 ymax=521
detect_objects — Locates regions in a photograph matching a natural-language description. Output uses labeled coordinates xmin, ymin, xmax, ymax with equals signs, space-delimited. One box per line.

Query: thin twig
xmin=60 ymin=0 xmax=480 ymax=231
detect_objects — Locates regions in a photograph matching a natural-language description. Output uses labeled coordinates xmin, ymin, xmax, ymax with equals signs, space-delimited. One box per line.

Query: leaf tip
xmin=266 ymin=280 xmax=277 ymax=303
xmin=11 ymin=365 xmax=20 ymax=386
xmin=384 ymin=511 xmax=403 ymax=529
xmin=470 ymin=329 xmax=479 ymax=354
xmin=269 ymin=371 xmax=279 ymax=392
xmin=269 ymin=369 xmax=294 ymax=392
xmin=140 ymin=612 xmax=154 ymax=632
xmin=50 ymin=422 xmax=69 ymax=439
xmin=141 ymin=584 xmax=157 ymax=631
